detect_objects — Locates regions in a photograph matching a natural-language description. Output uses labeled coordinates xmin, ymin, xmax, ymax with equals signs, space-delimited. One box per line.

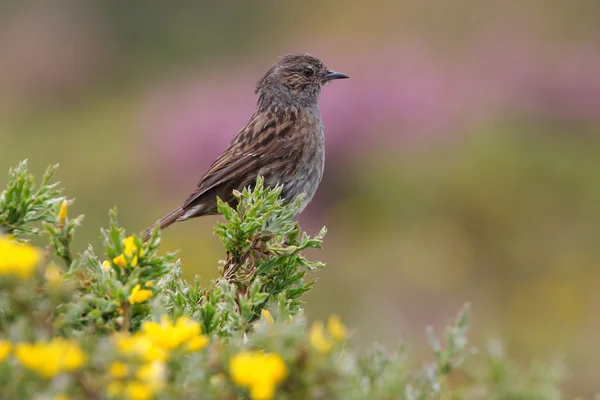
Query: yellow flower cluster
xmin=109 ymin=316 xmax=208 ymax=400
xmin=309 ymin=315 xmax=348 ymax=353
xmin=113 ymin=236 xmax=142 ymax=268
xmin=115 ymin=334 xmax=166 ymax=363
xmin=230 ymin=351 xmax=287 ymax=400
xmin=115 ymin=316 xmax=209 ymax=362
xmin=0 ymin=237 xmax=41 ymax=279
xmin=109 ymin=361 xmax=129 ymax=378
xmin=14 ymin=338 xmax=85 ymax=378
xmin=129 ymin=284 xmax=153 ymax=305
xmin=107 ymin=360 xmax=166 ymax=400
xmin=142 ymin=315 xmax=209 ymax=352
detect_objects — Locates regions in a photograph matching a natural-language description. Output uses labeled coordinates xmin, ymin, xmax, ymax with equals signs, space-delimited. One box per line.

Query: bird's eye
xmin=302 ymin=67 xmax=314 ymax=77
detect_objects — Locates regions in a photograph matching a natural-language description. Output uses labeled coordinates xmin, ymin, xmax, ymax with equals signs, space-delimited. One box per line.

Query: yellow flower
xmin=0 ymin=340 xmax=11 ymax=362
xmin=145 ymin=281 xmax=154 ymax=287
xmin=58 ymin=200 xmax=68 ymax=229
xmin=129 ymin=284 xmax=153 ymax=304
xmin=113 ymin=236 xmax=141 ymax=268
xmin=142 ymin=316 xmax=203 ymax=351
xmin=115 ymin=334 xmax=167 ymax=362
xmin=114 ymin=316 xmax=207 ymax=364
xmin=107 ymin=360 xmax=165 ymax=399
xmin=136 ymin=360 xmax=166 ymax=385
xmin=102 ymin=260 xmax=112 ymax=272
xmin=16 ymin=342 xmax=60 ymax=378
xmin=15 ymin=338 xmax=85 ymax=378
xmin=327 ymin=315 xmax=347 ymax=342
xmin=123 ymin=236 xmax=137 ymax=256
xmin=63 ymin=342 xmax=86 ymax=371
xmin=113 ymin=254 xmax=127 ymax=268
xmin=251 ymin=381 xmax=277 ymax=400
xmin=230 ymin=351 xmax=287 ymax=400
xmin=44 ymin=264 xmax=63 ymax=285
xmin=123 ymin=236 xmax=139 ymax=267
xmin=53 ymin=395 xmax=70 ymax=400
xmin=187 ymin=335 xmax=209 ymax=352
xmin=309 ymin=321 xmax=332 ymax=353
xmin=109 ymin=361 xmax=129 ymax=378
xmin=261 ymin=309 xmax=274 ymax=324
xmin=0 ymin=237 xmax=41 ymax=279
xmin=125 ymin=381 xmax=153 ymax=400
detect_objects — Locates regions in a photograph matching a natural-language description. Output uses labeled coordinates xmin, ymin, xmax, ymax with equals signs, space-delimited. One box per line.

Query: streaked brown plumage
xmin=144 ymin=54 xmax=348 ymax=241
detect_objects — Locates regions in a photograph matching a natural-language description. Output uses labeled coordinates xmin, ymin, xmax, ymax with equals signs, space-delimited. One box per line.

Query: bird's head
xmin=256 ymin=54 xmax=348 ymax=109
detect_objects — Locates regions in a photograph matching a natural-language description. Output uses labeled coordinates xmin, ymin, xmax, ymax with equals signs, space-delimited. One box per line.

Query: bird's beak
xmin=324 ymin=70 xmax=349 ymax=80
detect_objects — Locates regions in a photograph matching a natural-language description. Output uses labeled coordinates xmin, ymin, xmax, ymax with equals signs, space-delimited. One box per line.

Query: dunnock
xmin=145 ymin=54 xmax=348 ymax=241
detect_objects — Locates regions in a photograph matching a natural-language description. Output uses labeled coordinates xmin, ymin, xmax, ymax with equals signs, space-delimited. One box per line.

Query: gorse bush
xmin=0 ymin=160 xmax=566 ymax=399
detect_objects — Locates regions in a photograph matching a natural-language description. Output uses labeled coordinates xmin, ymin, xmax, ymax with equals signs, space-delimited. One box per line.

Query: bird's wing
xmin=182 ymin=113 xmax=296 ymax=210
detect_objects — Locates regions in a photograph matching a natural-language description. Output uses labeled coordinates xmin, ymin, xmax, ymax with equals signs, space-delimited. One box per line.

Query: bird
xmin=144 ymin=54 xmax=348 ymax=242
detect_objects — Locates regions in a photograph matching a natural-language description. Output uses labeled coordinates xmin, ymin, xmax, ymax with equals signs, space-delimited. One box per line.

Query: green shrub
xmin=0 ymin=161 xmax=565 ymax=399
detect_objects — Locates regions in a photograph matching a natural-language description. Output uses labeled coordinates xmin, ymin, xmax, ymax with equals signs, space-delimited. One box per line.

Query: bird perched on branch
xmin=144 ymin=54 xmax=348 ymax=241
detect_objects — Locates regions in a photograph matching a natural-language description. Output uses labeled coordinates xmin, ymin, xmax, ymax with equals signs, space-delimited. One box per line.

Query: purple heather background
xmin=1 ymin=1 xmax=600 ymax=394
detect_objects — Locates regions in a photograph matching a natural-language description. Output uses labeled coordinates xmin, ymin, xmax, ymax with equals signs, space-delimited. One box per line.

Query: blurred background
xmin=1 ymin=0 xmax=599 ymax=394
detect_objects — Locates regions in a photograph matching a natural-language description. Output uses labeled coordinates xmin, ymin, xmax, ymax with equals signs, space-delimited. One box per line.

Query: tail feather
xmin=144 ymin=207 xmax=185 ymax=242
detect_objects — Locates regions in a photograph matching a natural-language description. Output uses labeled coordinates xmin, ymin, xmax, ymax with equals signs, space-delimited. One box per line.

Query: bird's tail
xmin=144 ymin=207 xmax=186 ymax=242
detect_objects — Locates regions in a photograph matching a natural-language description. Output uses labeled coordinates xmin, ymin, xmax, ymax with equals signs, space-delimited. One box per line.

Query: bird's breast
xmin=277 ymin=110 xmax=325 ymax=212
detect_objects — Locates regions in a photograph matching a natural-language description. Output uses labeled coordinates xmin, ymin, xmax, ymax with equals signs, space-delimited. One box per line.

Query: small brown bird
xmin=145 ymin=54 xmax=348 ymax=241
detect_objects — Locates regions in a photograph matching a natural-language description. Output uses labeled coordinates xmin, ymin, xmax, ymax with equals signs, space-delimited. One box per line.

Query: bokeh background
xmin=1 ymin=1 xmax=599 ymax=394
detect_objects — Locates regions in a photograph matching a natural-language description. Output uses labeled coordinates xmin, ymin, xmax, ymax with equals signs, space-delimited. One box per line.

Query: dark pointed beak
xmin=324 ymin=70 xmax=349 ymax=81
